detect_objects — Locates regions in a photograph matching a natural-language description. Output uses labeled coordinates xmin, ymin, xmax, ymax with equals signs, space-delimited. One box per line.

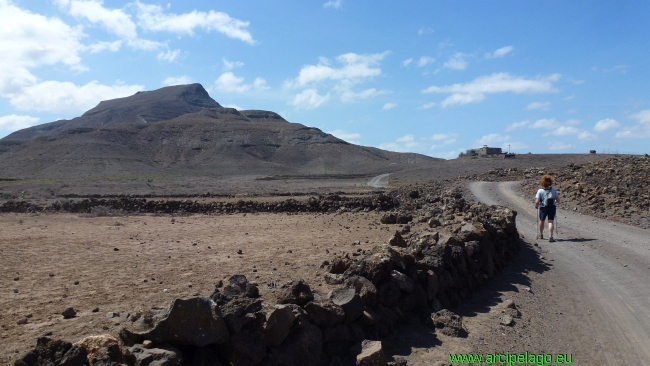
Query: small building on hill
xmin=459 ymin=145 xmax=503 ymax=158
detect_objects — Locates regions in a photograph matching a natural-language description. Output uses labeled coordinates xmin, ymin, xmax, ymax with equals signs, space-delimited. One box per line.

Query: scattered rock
xmin=17 ymin=318 xmax=28 ymax=325
xmin=62 ymin=307 xmax=76 ymax=319
xmin=356 ymin=340 xmax=387 ymax=366
xmin=500 ymin=314 xmax=514 ymax=326
xmin=304 ymin=300 xmax=345 ymax=327
xmin=73 ymin=334 xmax=119 ymax=360
xmin=431 ymin=309 xmax=467 ymax=337
xmin=388 ymin=231 xmax=407 ymax=248
xmin=277 ymin=278 xmax=314 ymax=306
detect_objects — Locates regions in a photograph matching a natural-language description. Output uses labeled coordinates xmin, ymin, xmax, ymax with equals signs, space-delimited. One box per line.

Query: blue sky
xmin=1 ymin=0 xmax=649 ymax=159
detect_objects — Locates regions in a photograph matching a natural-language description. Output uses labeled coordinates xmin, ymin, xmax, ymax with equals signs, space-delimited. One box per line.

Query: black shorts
xmin=539 ymin=205 xmax=556 ymax=221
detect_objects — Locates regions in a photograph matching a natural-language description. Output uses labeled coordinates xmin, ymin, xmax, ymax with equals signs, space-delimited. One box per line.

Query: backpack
xmin=543 ymin=188 xmax=555 ymax=206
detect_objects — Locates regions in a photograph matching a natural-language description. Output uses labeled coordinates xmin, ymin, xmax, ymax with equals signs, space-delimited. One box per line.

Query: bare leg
xmin=539 ymin=219 xmax=545 ymax=236
xmin=548 ymin=220 xmax=555 ymax=237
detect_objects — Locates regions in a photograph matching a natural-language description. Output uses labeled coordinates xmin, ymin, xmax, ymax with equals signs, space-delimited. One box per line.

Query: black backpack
xmin=544 ymin=188 xmax=555 ymax=206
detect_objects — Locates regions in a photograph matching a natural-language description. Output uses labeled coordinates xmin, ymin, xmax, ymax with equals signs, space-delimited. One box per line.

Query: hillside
xmin=0 ymin=84 xmax=438 ymax=180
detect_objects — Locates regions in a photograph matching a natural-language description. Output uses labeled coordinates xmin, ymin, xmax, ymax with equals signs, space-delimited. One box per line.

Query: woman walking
xmin=535 ymin=175 xmax=560 ymax=242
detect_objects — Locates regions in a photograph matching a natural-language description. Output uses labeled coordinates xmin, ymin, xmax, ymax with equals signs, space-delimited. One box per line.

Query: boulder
xmin=431 ymin=309 xmax=466 ymax=337
xmin=210 ymin=275 xmax=259 ymax=304
xmin=426 ymin=270 xmax=439 ymax=301
xmin=62 ymin=307 xmax=76 ymax=319
xmin=127 ymin=297 xmax=229 ymax=347
xmin=13 ymin=337 xmax=74 ymax=366
xmin=355 ymin=340 xmax=387 ymax=366
xmin=345 ymin=276 xmax=378 ymax=307
xmin=277 ymin=278 xmax=314 ymax=306
xmin=304 ymin=301 xmax=345 ymax=327
xmin=221 ymin=297 xmax=263 ymax=334
xmin=388 ymin=232 xmax=407 ymax=248
xmin=129 ymin=344 xmax=182 ymax=366
xmin=264 ymin=305 xmax=296 ymax=347
xmin=390 ymin=270 xmax=413 ymax=293
xmin=380 ymin=213 xmax=397 ymax=224
xmin=267 ymin=324 xmax=323 ymax=366
xmin=330 ymin=287 xmax=364 ymax=323
xmin=74 ymin=335 xmax=119 ymax=359
xmin=89 ymin=343 xmax=130 ymax=366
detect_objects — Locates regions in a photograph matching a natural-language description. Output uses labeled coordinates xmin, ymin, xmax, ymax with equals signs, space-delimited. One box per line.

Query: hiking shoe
xmin=548 ymin=237 xmax=556 ymax=242
xmin=537 ymin=234 xmax=544 ymax=240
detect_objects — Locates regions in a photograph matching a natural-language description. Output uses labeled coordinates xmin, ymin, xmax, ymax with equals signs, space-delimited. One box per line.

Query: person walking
xmin=535 ymin=174 xmax=560 ymax=242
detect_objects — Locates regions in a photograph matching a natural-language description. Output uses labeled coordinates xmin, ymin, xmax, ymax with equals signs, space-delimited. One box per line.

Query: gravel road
xmin=367 ymin=173 xmax=390 ymax=188
xmin=469 ymin=181 xmax=650 ymax=364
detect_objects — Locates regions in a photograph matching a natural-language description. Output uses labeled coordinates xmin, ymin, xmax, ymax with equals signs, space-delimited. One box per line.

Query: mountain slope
xmin=0 ymin=84 xmax=439 ymax=179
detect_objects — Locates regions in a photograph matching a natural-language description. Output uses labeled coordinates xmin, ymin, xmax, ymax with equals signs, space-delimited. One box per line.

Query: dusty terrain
xmin=0 ymin=211 xmax=397 ymax=363
xmin=2 ymin=153 xmax=649 ymax=365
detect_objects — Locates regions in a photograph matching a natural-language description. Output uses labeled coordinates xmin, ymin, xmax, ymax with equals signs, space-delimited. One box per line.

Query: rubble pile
xmin=520 ymin=155 xmax=650 ymax=228
xmin=14 ymin=185 xmax=521 ymax=366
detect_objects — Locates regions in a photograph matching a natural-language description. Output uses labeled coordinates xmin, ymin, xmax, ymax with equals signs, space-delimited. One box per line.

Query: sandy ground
xmin=0 ymin=210 xmax=405 ymax=364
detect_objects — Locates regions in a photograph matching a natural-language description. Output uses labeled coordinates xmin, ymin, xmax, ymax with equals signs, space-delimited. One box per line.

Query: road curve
xmin=367 ymin=173 xmax=390 ymax=188
xmin=469 ymin=181 xmax=650 ymax=365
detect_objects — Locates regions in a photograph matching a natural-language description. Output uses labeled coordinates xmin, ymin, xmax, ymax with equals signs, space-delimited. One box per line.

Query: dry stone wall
xmin=13 ymin=184 xmax=521 ymax=366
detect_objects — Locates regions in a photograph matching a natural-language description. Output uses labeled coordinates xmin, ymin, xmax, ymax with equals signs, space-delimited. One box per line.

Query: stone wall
xmin=13 ymin=186 xmax=521 ymax=366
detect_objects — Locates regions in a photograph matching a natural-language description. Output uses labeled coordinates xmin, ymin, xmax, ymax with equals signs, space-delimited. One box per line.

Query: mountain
xmin=0 ymin=84 xmax=439 ymax=179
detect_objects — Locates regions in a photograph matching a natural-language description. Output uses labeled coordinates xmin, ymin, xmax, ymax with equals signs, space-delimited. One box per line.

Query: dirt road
xmin=367 ymin=173 xmax=390 ymax=188
xmin=469 ymin=181 xmax=650 ymax=364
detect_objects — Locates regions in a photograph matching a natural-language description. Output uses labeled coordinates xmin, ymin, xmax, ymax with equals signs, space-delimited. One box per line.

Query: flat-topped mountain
xmin=0 ymin=84 xmax=438 ymax=179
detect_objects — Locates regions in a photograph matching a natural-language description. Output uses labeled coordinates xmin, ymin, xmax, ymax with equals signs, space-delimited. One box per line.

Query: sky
xmin=1 ymin=0 xmax=649 ymax=159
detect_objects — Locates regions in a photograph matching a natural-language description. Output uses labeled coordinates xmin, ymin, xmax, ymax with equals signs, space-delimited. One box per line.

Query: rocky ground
xmin=2 ymin=153 xmax=649 ymax=365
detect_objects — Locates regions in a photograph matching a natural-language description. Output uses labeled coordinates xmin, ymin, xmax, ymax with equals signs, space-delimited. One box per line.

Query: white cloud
xmin=505 ymin=120 xmax=529 ymax=132
xmin=56 ymin=0 xmax=162 ymax=50
xmin=0 ymin=1 xmax=85 ymax=95
xmin=289 ymin=52 xmax=388 ymax=87
xmin=417 ymin=56 xmax=435 ymax=67
xmin=214 ymin=73 xmax=268 ymax=93
xmin=418 ymin=102 xmax=436 ymax=109
xmin=485 ymin=46 xmax=513 ymax=59
xmin=402 ymin=58 xmax=413 ymax=67
xmin=476 ymin=133 xmax=510 ymax=146
xmin=566 ymin=108 xmax=579 ymax=114
xmin=290 ymin=89 xmax=330 ymax=109
xmin=382 ymin=103 xmax=397 ymax=110
xmin=525 ymin=101 xmax=550 ymax=111
xmin=564 ymin=95 xmax=576 ymax=100
xmin=223 ymin=58 xmax=244 ymax=71
xmin=379 ymin=134 xmax=424 ymax=152
xmin=565 ymin=119 xmax=582 ymax=126
xmin=323 ymin=0 xmax=343 ymax=9
xmin=569 ymin=78 xmax=584 ymax=85
xmin=340 ymin=88 xmax=388 ymax=103
xmin=443 ymin=53 xmax=467 ymax=70
xmin=135 ymin=2 xmax=255 ymax=44
xmin=430 ymin=133 xmax=458 ymax=141
xmin=423 ymin=73 xmax=560 ymax=107
xmin=253 ymin=77 xmax=269 ymax=91
xmin=10 ymin=80 xmax=143 ymax=114
xmin=88 ymin=40 xmax=122 ymax=53
xmin=157 ymin=49 xmax=180 ymax=62
xmin=215 ymin=72 xmax=250 ymax=93
xmin=578 ymin=131 xmax=597 ymax=141
xmin=548 ymin=141 xmax=573 ymax=150
xmin=0 ymin=114 xmax=40 ymax=132
xmin=615 ymin=110 xmax=650 ymax=138
xmin=440 ymin=93 xmax=485 ymax=107
xmin=163 ymin=76 xmax=192 ymax=86
xmin=529 ymin=118 xmax=561 ymax=130
xmin=418 ymin=27 xmax=434 ymax=35
xmin=328 ymin=129 xmax=360 ymax=143
xmin=223 ymin=104 xmax=243 ymax=110
xmin=546 ymin=126 xmax=580 ymax=136
xmin=594 ymin=118 xmax=621 ymax=132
